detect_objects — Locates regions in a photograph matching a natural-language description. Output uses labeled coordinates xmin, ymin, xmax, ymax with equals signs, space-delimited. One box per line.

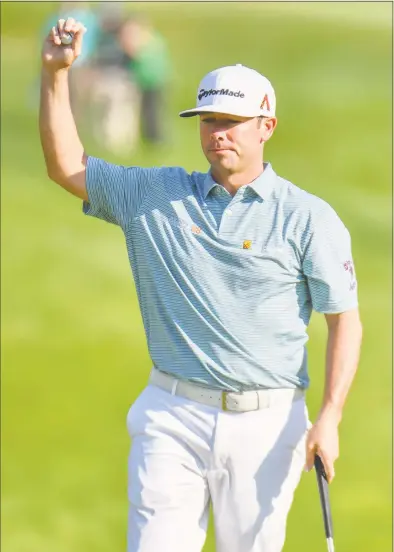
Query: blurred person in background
xmin=119 ymin=13 xmax=171 ymax=145
xmin=88 ymin=3 xmax=141 ymax=155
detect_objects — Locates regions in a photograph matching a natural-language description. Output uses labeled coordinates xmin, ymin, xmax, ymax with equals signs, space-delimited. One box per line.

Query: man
xmin=88 ymin=5 xmax=141 ymax=154
xmin=39 ymin=18 xmax=362 ymax=552
xmin=118 ymin=13 xmax=171 ymax=145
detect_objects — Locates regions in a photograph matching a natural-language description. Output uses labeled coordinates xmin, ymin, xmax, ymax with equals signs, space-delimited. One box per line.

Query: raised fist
xmin=42 ymin=17 xmax=87 ymax=71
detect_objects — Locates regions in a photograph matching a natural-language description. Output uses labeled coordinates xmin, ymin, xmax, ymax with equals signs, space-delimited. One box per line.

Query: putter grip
xmin=314 ymin=454 xmax=334 ymax=539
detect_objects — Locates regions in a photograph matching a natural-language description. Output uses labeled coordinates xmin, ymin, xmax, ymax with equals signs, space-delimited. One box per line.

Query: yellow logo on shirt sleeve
xmin=243 ymin=240 xmax=252 ymax=249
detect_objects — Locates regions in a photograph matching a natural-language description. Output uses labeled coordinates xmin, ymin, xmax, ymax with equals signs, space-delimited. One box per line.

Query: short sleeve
xmin=302 ymin=205 xmax=358 ymax=314
xmin=83 ymin=156 xmax=159 ymax=229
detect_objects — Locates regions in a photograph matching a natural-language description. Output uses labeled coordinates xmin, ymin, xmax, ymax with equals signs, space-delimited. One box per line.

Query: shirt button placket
xmin=219 ymin=204 xmax=235 ymax=236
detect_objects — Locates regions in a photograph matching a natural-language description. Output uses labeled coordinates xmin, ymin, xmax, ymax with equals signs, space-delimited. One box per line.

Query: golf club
xmin=315 ymin=454 xmax=335 ymax=552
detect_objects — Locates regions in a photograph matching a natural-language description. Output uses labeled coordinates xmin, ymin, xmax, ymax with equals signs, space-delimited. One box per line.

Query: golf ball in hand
xmin=61 ymin=32 xmax=73 ymax=46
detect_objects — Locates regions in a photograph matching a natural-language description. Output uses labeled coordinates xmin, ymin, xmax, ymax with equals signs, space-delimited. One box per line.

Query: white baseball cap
xmin=179 ymin=64 xmax=276 ymax=118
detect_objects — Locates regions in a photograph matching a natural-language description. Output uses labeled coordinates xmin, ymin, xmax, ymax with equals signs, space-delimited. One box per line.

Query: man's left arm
xmin=301 ymin=203 xmax=363 ymax=483
xmin=304 ymin=307 xmax=363 ymax=482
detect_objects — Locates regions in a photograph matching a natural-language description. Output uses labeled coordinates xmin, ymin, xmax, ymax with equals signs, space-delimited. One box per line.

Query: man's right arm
xmin=40 ymin=68 xmax=87 ymax=200
xmin=40 ymin=17 xmax=161 ymax=229
xmin=39 ymin=17 xmax=88 ymax=200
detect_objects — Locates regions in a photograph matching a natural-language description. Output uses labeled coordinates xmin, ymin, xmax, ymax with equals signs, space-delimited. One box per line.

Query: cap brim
xmin=179 ymin=104 xmax=264 ymax=118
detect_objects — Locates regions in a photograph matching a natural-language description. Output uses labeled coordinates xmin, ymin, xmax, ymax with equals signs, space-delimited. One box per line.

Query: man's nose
xmin=210 ymin=127 xmax=226 ymax=139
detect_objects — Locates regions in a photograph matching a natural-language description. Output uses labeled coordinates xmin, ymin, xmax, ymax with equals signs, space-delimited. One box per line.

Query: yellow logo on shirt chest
xmin=243 ymin=240 xmax=252 ymax=250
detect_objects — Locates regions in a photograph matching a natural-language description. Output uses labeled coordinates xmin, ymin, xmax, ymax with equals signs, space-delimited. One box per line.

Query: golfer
xmin=39 ymin=19 xmax=363 ymax=552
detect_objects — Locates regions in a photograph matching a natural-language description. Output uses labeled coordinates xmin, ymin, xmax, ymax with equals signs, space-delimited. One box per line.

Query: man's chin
xmin=217 ymin=159 xmax=236 ymax=172
xmin=208 ymin=152 xmax=235 ymax=168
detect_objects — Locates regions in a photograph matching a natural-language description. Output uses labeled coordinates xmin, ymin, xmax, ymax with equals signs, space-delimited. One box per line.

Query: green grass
xmin=1 ymin=2 xmax=392 ymax=551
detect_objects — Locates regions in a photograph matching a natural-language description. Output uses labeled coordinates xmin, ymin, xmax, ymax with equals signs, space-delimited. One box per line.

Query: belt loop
xmin=256 ymin=390 xmax=260 ymax=410
xmin=171 ymin=380 xmax=178 ymax=396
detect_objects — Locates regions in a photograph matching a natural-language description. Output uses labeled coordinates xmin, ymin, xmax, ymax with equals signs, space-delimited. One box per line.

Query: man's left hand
xmin=304 ymin=414 xmax=340 ymax=483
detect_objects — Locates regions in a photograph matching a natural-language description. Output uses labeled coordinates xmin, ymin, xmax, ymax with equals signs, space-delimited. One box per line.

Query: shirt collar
xmin=247 ymin=163 xmax=276 ymax=200
xmin=201 ymin=162 xmax=276 ymax=200
xmin=201 ymin=172 xmax=219 ymax=199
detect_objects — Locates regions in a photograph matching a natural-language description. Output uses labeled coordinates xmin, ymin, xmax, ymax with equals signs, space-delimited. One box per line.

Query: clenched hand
xmin=42 ymin=17 xmax=87 ymax=72
xmin=304 ymin=413 xmax=340 ymax=483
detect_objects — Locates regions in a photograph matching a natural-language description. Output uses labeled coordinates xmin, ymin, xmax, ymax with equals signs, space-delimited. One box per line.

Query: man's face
xmin=199 ymin=113 xmax=276 ymax=173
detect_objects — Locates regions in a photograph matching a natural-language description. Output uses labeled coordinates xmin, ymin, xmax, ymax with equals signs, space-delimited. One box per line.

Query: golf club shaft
xmin=314 ymin=455 xmax=334 ymax=548
xmin=327 ymin=536 xmax=335 ymax=552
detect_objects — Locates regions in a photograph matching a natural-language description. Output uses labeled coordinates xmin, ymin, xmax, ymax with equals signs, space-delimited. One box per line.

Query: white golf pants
xmin=126 ymin=383 xmax=309 ymax=552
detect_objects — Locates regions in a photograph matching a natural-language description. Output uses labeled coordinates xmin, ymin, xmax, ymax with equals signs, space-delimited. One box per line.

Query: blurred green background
xmin=1 ymin=2 xmax=392 ymax=551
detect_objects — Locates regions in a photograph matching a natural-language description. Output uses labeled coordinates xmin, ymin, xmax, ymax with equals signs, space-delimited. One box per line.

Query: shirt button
xmin=226 ymin=209 xmax=233 ymax=215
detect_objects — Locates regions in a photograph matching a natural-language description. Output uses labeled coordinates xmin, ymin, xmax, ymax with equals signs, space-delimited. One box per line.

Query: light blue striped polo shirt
xmin=83 ymin=158 xmax=358 ymax=392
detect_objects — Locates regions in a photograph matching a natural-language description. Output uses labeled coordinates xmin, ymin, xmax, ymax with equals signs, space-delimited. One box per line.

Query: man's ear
xmin=260 ymin=117 xmax=277 ymax=143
